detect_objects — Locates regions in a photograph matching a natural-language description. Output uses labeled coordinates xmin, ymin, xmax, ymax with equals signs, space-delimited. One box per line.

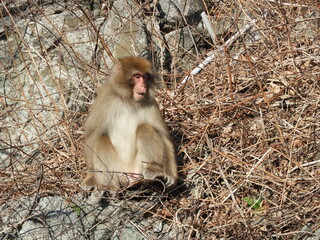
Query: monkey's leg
xmin=136 ymin=123 xmax=166 ymax=180
xmin=83 ymin=135 xmax=123 ymax=190
xmin=162 ymin=136 xmax=178 ymax=187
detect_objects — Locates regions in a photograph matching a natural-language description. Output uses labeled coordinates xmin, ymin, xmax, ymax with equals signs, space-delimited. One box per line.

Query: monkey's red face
xmin=132 ymin=72 xmax=148 ymax=101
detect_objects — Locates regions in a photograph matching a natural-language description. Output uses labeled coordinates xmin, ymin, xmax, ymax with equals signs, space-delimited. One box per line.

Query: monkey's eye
xmin=132 ymin=73 xmax=145 ymax=79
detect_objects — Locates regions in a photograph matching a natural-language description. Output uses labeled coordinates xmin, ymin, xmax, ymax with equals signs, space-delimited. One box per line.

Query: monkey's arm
xmin=84 ymin=88 xmax=115 ymax=140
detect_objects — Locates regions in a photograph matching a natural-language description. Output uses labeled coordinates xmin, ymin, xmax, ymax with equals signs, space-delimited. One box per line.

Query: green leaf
xmin=243 ymin=196 xmax=264 ymax=210
xmin=70 ymin=204 xmax=82 ymax=216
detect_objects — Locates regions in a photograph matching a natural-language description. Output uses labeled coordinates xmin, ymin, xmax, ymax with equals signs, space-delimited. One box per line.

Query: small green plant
xmin=243 ymin=196 xmax=264 ymax=211
xmin=70 ymin=204 xmax=82 ymax=216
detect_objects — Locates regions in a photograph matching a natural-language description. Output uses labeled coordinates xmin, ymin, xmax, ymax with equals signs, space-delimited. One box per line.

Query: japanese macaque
xmin=82 ymin=57 xmax=178 ymax=191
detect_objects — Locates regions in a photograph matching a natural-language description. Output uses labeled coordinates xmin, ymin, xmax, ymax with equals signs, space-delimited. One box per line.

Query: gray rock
xmin=0 ymin=193 xmax=175 ymax=239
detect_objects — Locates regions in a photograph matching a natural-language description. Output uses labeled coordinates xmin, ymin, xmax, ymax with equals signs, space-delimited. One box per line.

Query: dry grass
xmin=0 ymin=0 xmax=319 ymax=238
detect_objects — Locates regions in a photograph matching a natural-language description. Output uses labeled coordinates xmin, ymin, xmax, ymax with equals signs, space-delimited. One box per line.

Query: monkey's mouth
xmin=134 ymin=92 xmax=145 ymax=101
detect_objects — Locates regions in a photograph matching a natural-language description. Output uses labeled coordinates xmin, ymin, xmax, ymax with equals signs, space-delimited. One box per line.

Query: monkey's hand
xmin=126 ymin=173 xmax=143 ymax=187
xmin=143 ymin=169 xmax=177 ymax=188
xmin=164 ymin=175 xmax=177 ymax=188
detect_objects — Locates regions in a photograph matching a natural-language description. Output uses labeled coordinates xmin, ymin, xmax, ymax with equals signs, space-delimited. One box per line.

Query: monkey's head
xmin=113 ymin=57 xmax=155 ymax=102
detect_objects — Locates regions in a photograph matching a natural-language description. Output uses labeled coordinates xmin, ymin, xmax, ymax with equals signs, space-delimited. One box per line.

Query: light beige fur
xmin=82 ymin=57 xmax=178 ymax=191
